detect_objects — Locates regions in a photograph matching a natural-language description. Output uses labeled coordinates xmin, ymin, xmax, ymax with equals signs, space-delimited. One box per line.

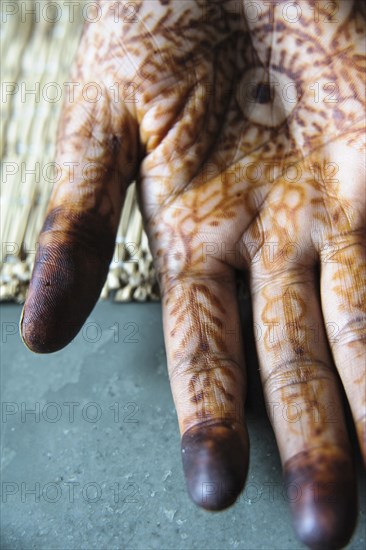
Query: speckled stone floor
xmin=1 ymin=300 xmax=365 ymax=549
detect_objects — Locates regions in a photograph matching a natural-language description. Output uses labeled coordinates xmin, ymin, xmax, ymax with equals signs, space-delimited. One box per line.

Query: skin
xmin=20 ymin=1 xmax=365 ymax=547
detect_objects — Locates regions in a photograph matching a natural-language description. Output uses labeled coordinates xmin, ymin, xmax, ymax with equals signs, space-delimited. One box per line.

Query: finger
xmin=20 ymin=57 xmax=139 ymax=353
xmin=251 ymin=266 xmax=357 ymax=549
xmin=320 ymin=231 xmax=366 ymax=463
xmin=159 ymin=266 xmax=249 ymax=511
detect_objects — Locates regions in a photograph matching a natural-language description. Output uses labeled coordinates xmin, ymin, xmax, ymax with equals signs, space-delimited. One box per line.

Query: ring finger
xmin=251 ymin=263 xmax=357 ymax=549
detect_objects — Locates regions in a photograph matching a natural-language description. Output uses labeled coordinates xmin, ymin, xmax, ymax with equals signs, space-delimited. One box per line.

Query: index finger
xmin=20 ymin=30 xmax=139 ymax=353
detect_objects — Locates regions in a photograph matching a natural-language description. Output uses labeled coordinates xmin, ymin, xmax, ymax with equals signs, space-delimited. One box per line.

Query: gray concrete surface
xmin=1 ymin=300 xmax=365 ymax=550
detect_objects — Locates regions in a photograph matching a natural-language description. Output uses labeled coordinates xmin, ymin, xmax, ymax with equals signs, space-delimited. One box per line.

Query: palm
xmin=21 ymin=2 xmax=365 ymax=548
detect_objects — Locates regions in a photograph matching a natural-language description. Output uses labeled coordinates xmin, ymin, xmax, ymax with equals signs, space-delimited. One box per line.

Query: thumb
xmin=20 ymin=65 xmax=139 ymax=353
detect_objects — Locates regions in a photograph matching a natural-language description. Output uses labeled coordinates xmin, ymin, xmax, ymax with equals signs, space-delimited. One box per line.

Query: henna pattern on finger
xmin=166 ymin=280 xmax=244 ymax=432
xmin=21 ymin=24 xmax=140 ymax=351
xmin=258 ymin=280 xmax=348 ymax=441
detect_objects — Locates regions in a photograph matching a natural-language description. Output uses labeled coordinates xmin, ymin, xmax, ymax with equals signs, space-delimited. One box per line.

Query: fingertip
xmin=20 ymin=304 xmax=69 ymax=354
xmin=181 ymin=421 xmax=249 ymax=511
xmin=20 ymin=267 xmax=103 ymax=353
xmin=19 ymin=207 xmax=115 ymax=353
xmin=292 ymin=505 xmax=356 ymax=550
xmin=20 ymin=291 xmax=74 ymax=353
xmin=291 ymin=497 xmax=357 ymax=550
xmin=20 ymin=305 xmax=43 ymax=354
xmin=284 ymin=448 xmax=358 ymax=549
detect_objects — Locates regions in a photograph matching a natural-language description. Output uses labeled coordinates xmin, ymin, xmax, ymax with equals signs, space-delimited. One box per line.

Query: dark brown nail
xmin=284 ymin=447 xmax=357 ymax=549
xmin=20 ymin=207 xmax=115 ymax=353
xmin=181 ymin=421 xmax=249 ymax=511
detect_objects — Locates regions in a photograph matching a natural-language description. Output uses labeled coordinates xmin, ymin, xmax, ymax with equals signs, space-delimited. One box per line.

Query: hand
xmin=20 ymin=1 xmax=365 ymax=547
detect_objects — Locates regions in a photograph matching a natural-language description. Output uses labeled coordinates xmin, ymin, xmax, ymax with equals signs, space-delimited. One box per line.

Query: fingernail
xmin=284 ymin=448 xmax=357 ymax=549
xmin=181 ymin=421 xmax=249 ymax=511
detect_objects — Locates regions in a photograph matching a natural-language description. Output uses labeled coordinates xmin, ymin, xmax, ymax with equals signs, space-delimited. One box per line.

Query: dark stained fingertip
xmin=20 ymin=207 xmax=115 ymax=353
xmin=284 ymin=448 xmax=357 ymax=549
xmin=181 ymin=421 xmax=249 ymax=511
